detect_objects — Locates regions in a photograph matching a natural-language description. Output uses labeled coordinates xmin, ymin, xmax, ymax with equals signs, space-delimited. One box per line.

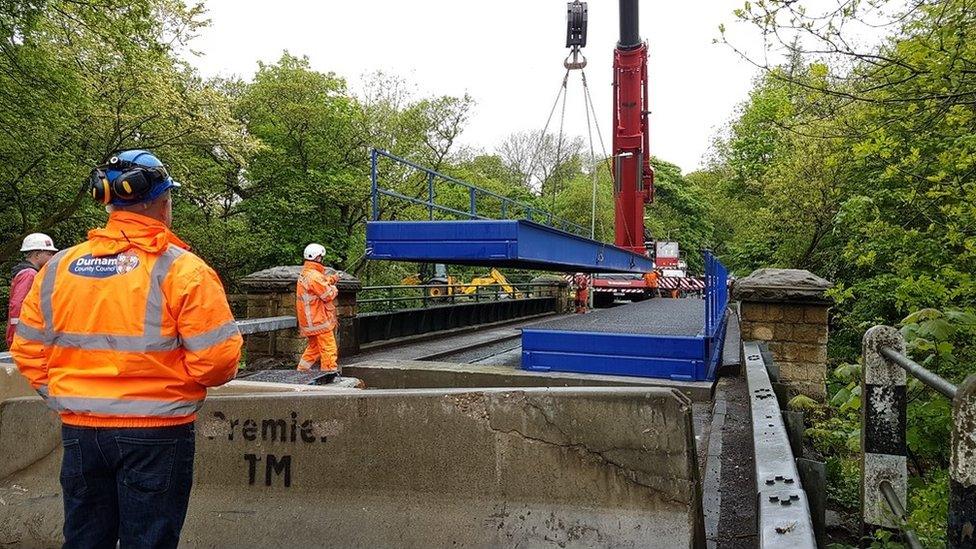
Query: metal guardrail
xmin=357 ymin=282 xmax=560 ymax=313
xmin=703 ymin=251 xmax=730 ymax=378
xmin=370 ymin=148 xmax=589 ymax=237
xmin=743 ymin=341 xmax=818 ymax=548
xmin=704 ymin=251 xmax=729 ymax=338
xmin=235 ymin=316 xmax=296 ymax=336
xmin=861 ymin=326 xmax=974 ymax=548
xmin=878 ymin=346 xmax=958 ymax=399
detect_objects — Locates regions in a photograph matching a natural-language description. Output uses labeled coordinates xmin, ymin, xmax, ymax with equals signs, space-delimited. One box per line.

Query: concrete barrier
xmin=345 ymin=359 xmax=715 ymax=402
xmin=0 ymin=361 xmax=34 ymax=401
xmin=0 ymin=387 xmax=704 ymax=548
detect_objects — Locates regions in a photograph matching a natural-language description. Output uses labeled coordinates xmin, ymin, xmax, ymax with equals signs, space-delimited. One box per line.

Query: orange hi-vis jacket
xmin=10 ymin=211 xmax=242 ymax=428
xmin=296 ymin=261 xmax=339 ymax=336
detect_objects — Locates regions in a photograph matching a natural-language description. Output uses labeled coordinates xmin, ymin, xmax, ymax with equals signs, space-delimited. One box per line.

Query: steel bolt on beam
xmin=950 ymin=374 xmax=976 ymax=548
xmin=861 ymin=326 xmax=908 ymax=533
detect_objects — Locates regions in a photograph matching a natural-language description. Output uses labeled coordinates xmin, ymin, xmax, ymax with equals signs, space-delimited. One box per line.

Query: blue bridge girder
xmin=365 ymin=219 xmax=655 ymax=274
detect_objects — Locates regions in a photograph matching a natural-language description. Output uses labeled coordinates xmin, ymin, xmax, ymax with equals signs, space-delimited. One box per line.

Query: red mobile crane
xmin=611 ymin=0 xmax=654 ymax=255
xmin=587 ymin=0 xmax=666 ymax=306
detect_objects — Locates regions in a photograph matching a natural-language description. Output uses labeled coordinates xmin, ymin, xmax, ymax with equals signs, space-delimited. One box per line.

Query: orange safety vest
xmin=10 ymin=211 xmax=242 ymax=428
xmin=296 ymin=261 xmax=339 ymax=336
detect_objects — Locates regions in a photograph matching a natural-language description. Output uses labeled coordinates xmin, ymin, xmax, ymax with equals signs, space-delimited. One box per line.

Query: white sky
xmin=189 ymin=1 xmax=765 ymax=173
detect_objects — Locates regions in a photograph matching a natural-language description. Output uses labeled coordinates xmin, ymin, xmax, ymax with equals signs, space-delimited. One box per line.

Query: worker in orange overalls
xmin=296 ymin=243 xmax=340 ymax=374
xmin=573 ymin=272 xmax=589 ymax=314
xmin=643 ymin=269 xmax=660 ymax=298
xmin=10 ymin=149 xmax=242 ymax=547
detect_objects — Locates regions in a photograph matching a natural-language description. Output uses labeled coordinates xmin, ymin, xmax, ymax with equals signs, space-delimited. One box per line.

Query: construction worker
xmin=643 ymin=269 xmax=660 ymax=298
xmin=573 ymin=272 xmax=589 ymax=314
xmin=5 ymin=233 xmax=57 ymax=348
xmin=10 ymin=150 xmax=242 ymax=548
xmin=296 ymin=243 xmax=340 ymax=374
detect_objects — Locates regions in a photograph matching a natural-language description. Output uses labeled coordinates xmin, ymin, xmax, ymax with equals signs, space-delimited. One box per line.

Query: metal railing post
xmin=427 ymin=172 xmax=435 ymax=220
xmin=469 ymin=188 xmax=477 ymax=218
xmin=950 ymin=374 xmax=976 ymax=547
xmin=861 ymin=326 xmax=909 ymax=535
xmin=371 ymin=148 xmax=380 ymax=221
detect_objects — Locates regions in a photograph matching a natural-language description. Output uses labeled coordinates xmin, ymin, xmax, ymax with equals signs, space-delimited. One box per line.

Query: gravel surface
xmin=527 ymin=298 xmax=705 ymax=336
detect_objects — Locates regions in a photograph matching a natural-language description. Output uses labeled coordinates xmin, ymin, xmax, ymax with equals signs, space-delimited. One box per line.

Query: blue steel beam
xmin=521 ymin=330 xmax=706 ymax=381
xmin=365 ymin=220 xmax=655 ymax=274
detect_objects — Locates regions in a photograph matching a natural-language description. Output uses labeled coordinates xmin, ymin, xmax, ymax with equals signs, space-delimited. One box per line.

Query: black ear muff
xmin=88 ymin=168 xmax=112 ymax=205
xmin=111 ymin=168 xmax=153 ymax=200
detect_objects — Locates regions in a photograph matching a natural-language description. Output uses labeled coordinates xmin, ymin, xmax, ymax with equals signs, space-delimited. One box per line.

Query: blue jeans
xmin=60 ymin=423 xmax=195 ymax=549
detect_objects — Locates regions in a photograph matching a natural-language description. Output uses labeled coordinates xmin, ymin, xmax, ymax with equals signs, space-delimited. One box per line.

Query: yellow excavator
xmin=401 ymin=264 xmax=520 ymax=298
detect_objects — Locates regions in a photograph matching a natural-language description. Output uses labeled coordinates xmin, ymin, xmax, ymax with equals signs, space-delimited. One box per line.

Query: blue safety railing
xmin=704 ymin=251 xmax=729 ymax=337
xmin=370 ymin=148 xmax=590 ymax=238
xmin=704 ymin=251 xmax=730 ymax=378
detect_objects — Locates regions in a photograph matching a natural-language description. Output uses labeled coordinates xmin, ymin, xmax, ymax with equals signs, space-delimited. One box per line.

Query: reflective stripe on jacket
xmin=9 ymin=211 xmax=242 ymax=428
xmin=296 ymin=261 xmax=339 ymax=336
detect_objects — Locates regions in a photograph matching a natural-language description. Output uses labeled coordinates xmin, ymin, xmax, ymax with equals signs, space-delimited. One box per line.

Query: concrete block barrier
xmin=0 ymin=386 xmax=704 ymax=548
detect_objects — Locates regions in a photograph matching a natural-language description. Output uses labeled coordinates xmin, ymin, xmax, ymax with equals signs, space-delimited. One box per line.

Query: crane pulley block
xmin=566 ymin=1 xmax=587 ymax=48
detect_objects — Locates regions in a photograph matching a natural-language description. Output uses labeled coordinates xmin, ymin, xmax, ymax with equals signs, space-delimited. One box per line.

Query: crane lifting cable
xmin=525 ymin=1 xmax=611 ymax=237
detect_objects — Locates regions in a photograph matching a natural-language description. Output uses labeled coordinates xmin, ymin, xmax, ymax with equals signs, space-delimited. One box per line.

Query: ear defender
xmin=88 ymin=156 xmax=163 ymax=204
xmin=88 ymin=168 xmax=113 ymax=205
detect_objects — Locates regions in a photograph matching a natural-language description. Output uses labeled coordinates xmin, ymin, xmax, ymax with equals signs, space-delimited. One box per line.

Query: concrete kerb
xmin=1 ymin=386 xmax=706 ymax=548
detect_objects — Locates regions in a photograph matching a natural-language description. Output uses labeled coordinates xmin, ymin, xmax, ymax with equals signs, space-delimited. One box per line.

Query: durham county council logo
xmin=68 ymin=252 xmax=141 ymax=278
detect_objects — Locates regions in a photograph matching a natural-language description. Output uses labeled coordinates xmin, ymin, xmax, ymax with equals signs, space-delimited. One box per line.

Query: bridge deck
xmin=521 ymin=299 xmax=720 ymax=381
xmin=365 ymin=220 xmax=655 ymax=273
xmin=530 ymin=298 xmax=704 ymax=336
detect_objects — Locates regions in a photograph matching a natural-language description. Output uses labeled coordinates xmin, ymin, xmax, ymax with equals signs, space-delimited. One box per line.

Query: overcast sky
xmin=190 ymin=1 xmax=765 ymax=173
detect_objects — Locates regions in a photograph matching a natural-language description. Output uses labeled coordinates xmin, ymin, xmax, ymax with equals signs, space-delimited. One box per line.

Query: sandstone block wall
xmin=740 ymin=302 xmax=830 ymax=400
xmin=734 ymin=268 xmax=832 ymax=401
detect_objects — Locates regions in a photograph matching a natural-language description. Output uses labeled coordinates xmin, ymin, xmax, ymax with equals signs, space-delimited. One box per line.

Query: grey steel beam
xmin=235 ymin=316 xmax=297 ymax=335
xmin=743 ymin=341 xmax=817 ymax=549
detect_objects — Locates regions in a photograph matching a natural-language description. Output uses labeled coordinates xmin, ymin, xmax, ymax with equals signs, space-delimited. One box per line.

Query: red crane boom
xmin=612 ymin=0 xmax=653 ymax=255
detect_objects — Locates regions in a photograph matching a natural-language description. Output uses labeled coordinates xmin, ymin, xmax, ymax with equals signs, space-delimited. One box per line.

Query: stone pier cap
xmin=0 ymin=385 xmax=705 ymax=548
xmin=732 ymin=268 xmax=832 ymax=304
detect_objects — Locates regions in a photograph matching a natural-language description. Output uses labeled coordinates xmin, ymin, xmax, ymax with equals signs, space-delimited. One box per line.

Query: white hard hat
xmin=21 ymin=233 xmax=57 ymax=252
xmin=303 ymin=243 xmax=326 ymax=261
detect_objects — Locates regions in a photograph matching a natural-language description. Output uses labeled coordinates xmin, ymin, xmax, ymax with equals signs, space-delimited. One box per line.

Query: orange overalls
xmin=573 ymin=273 xmax=589 ymax=314
xmin=644 ymin=271 xmax=660 ymax=297
xmin=296 ymin=261 xmax=339 ymax=372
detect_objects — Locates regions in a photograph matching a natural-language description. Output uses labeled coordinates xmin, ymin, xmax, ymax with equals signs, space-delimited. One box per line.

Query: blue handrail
xmin=370 ymin=148 xmax=589 ymax=238
xmin=704 ymin=251 xmax=729 ymax=337
xmin=702 ymin=251 xmax=729 ymax=380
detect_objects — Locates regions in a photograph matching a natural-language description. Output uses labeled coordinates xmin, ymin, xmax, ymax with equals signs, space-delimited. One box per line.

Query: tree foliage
xmin=709 ymin=1 xmax=976 ymax=543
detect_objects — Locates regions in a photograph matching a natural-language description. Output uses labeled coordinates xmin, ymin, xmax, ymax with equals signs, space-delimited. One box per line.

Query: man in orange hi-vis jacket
xmin=296 ymin=243 xmax=340 ymax=374
xmin=10 ymin=149 xmax=242 ymax=548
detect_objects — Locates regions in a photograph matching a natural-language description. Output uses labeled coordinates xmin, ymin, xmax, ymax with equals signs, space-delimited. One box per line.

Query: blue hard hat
xmin=104 ymin=149 xmax=180 ymax=206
